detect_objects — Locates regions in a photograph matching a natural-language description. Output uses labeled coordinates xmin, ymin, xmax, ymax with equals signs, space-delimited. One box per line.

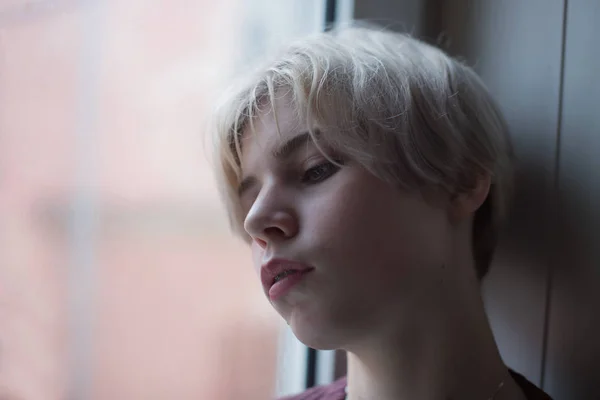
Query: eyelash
xmin=301 ymin=160 xmax=343 ymax=184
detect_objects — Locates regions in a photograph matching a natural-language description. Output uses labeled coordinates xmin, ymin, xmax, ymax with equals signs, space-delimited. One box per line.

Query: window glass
xmin=0 ymin=1 xmax=324 ymax=398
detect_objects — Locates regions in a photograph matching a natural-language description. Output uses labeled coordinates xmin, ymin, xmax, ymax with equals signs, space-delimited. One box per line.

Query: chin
xmin=290 ymin=325 xmax=341 ymax=350
xmin=285 ymin=310 xmax=346 ymax=351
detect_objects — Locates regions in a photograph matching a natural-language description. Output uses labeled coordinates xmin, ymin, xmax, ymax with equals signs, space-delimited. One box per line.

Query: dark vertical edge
xmin=540 ymin=0 xmax=569 ymax=390
xmin=305 ymin=348 xmax=318 ymax=388
xmin=324 ymin=0 xmax=337 ymax=31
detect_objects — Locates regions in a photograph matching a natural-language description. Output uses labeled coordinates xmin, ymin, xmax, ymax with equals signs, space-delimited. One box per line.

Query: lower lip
xmin=268 ymin=269 xmax=313 ymax=301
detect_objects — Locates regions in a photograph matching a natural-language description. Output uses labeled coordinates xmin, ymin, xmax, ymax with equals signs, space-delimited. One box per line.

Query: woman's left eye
xmin=301 ymin=161 xmax=341 ymax=184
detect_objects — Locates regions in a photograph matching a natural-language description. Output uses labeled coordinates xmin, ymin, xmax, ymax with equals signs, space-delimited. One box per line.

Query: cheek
xmin=303 ymin=180 xmax=444 ymax=276
xmin=301 ymin=180 xmax=401 ymax=262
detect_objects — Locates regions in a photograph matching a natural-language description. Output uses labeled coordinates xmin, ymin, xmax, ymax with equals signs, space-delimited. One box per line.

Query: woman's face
xmin=238 ymin=98 xmax=454 ymax=350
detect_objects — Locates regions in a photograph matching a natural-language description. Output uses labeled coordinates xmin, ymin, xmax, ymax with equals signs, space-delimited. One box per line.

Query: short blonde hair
xmin=212 ymin=25 xmax=514 ymax=280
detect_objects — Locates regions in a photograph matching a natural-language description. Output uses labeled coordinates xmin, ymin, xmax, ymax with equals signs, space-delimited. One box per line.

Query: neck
xmin=344 ymin=262 xmax=514 ymax=400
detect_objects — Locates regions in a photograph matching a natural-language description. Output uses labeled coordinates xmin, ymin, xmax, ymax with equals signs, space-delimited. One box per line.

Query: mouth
xmin=261 ymin=259 xmax=314 ymax=301
xmin=273 ymin=269 xmax=299 ymax=284
xmin=268 ymin=268 xmax=313 ymax=301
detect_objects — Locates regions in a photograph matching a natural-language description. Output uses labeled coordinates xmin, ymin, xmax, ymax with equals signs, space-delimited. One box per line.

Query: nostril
xmin=264 ymin=226 xmax=286 ymax=239
xmin=265 ymin=226 xmax=281 ymax=233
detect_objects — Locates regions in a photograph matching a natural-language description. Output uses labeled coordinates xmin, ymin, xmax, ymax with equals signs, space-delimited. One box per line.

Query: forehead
xmin=239 ymin=97 xmax=309 ymax=170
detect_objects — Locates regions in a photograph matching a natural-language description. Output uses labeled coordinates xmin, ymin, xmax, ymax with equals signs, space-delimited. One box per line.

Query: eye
xmin=301 ymin=160 xmax=342 ymax=184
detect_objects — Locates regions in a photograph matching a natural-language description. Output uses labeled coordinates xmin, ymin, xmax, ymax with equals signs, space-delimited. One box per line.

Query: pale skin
xmin=238 ymin=95 xmax=527 ymax=400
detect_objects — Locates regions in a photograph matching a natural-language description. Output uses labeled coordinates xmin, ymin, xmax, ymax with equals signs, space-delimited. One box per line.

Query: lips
xmin=260 ymin=258 xmax=314 ymax=300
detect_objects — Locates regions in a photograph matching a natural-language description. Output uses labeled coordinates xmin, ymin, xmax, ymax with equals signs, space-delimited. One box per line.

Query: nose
xmin=243 ymin=185 xmax=299 ymax=247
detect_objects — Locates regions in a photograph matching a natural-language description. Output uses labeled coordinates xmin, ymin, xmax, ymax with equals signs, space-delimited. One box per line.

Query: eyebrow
xmin=237 ymin=131 xmax=317 ymax=197
xmin=272 ymin=131 xmax=314 ymax=159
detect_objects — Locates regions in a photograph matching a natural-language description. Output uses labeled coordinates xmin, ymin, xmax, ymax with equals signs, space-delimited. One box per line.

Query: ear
xmin=449 ymin=174 xmax=492 ymax=223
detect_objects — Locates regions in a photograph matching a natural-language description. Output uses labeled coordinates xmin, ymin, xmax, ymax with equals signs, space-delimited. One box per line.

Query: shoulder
xmin=276 ymin=377 xmax=347 ymax=400
xmin=509 ymin=370 xmax=553 ymax=400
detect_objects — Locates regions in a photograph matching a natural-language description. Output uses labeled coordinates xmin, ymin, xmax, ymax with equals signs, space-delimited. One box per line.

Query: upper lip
xmin=260 ymin=258 xmax=314 ymax=290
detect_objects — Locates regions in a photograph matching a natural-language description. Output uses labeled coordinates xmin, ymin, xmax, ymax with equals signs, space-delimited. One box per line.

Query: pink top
xmin=278 ymin=377 xmax=347 ymax=400
xmin=277 ymin=370 xmax=553 ymax=400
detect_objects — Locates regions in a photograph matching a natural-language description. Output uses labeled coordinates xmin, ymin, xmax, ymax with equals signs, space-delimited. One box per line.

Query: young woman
xmin=211 ymin=25 xmax=553 ymax=400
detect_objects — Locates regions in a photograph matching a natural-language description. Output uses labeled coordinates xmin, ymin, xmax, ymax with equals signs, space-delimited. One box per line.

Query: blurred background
xmin=0 ymin=0 xmax=327 ymax=399
xmin=0 ymin=0 xmax=598 ymax=399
